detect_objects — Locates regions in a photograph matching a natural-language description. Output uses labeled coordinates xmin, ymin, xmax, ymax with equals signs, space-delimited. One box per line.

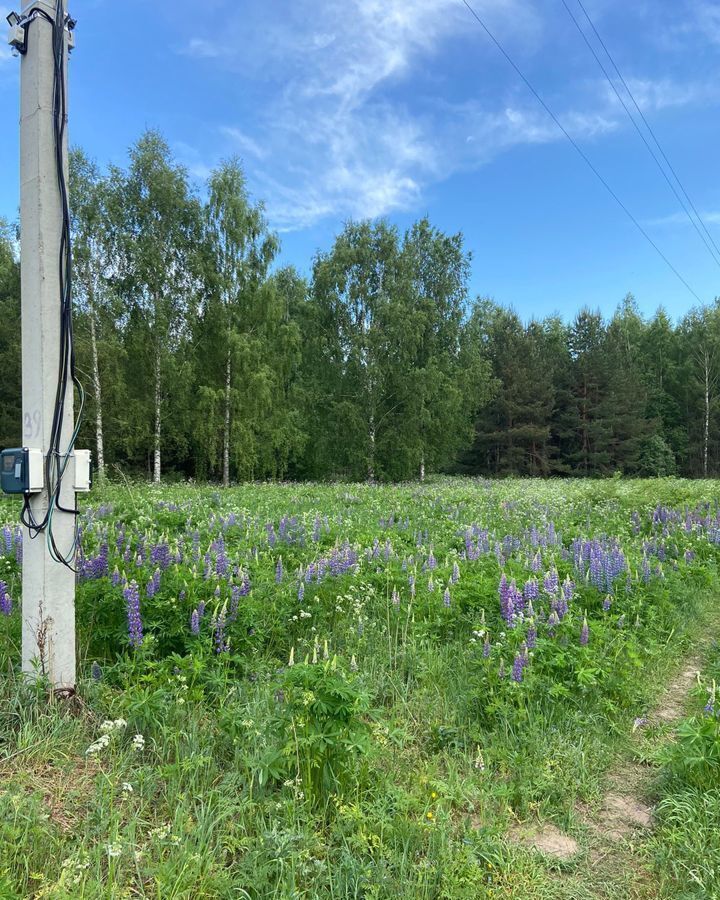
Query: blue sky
xmin=1 ymin=0 xmax=719 ymax=321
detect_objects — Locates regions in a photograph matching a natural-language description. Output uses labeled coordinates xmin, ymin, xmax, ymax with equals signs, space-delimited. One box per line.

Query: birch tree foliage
xmin=195 ymin=158 xmax=281 ymax=482
xmin=105 ymin=130 xmax=201 ymax=482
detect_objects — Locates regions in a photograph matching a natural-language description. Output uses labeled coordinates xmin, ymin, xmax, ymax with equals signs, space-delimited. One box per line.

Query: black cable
xmin=20 ymin=6 xmax=83 ymax=572
xmin=573 ymin=0 xmax=720 ymax=265
xmin=561 ymin=0 xmax=720 ymax=270
xmin=459 ymin=0 xmax=705 ymax=304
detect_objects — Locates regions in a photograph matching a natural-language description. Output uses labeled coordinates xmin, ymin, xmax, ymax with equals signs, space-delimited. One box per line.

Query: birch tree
xmin=107 ymin=132 xmax=200 ymax=483
xmin=201 ymin=159 xmax=278 ymax=486
xmin=70 ymin=149 xmax=113 ymax=482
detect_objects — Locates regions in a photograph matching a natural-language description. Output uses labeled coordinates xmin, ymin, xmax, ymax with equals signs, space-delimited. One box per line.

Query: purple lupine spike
xmin=146 ymin=568 xmax=161 ymax=598
xmin=523 ymin=578 xmax=539 ymax=602
xmin=511 ymin=654 xmax=524 ymax=682
xmin=483 ymin=635 xmax=491 ymax=658
xmin=275 ymin=557 xmax=284 ymax=583
xmin=603 ymin=596 xmax=612 ymax=611
xmin=451 ymin=561 xmax=460 ymax=584
xmin=124 ymin=580 xmax=143 ymax=648
xmin=298 ymin=581 xmax=305 ymax=602
xmin=580 ymin=617 xmax=589 ymax=646
xmin=543 ymin=568 xmax=559 ymax=594
xmin=0 ymin=581 xmax=12 ymax=616
xmin=190 ymin=609 xmax=200 ymax=635
xmin=443 ymin=587 xmax=451 ymax=608
xmin=526 ymin=623 xmax=537 ymax=649
xmin=212 ymin=603 xmax=229 ymax=654
xmin=392 ymin=587 xmax=400 ymax=607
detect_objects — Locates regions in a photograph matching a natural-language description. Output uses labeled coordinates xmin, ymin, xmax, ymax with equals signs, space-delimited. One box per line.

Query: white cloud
xmin=173 ymin=0 xmax=717 ymax=231
xmin=180 ymin=38 xmax=223 ymax=59
xmin=646 ymin=210 xmax=720 ymax=228
xmin=695 ymin=2 xmax=720 ymax=43
xmin=220 ymin=127 xmax=266 ymax=161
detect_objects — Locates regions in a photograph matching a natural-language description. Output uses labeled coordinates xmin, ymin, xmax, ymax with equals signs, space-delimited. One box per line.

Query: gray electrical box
xmin=0 ymin=448 xmax=44 ymax=494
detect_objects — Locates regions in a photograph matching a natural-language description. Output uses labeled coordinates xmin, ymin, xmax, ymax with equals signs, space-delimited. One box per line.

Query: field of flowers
xmin=1 ymin=477 xmax=719 ymax=898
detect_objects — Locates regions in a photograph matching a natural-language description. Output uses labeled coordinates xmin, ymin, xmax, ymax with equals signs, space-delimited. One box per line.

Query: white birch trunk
xmin=153 ymin=352 xmax=162 ymax=484
xmin=223 ymin=348 xmax=231 ymax=488
xmin=420 ymin=450 xmax=425 ymax=483
xmin=368 ymin=410 xmax=375 ymax=482
xmin=88 ymin=298 xmax=105 ymax=483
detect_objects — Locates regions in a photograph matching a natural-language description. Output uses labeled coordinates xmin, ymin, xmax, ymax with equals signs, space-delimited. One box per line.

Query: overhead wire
xmin=458 ymin=0 xmax=705 ymax=304
xmin=560 ymin=0 xmax=720 ymax=270
xmin=572 ymin=0 xmax=720 ymax=265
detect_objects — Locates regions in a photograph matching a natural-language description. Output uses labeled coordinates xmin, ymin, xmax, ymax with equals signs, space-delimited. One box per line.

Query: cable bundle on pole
xmin=20 ymin=3 xmax=84 ymax=571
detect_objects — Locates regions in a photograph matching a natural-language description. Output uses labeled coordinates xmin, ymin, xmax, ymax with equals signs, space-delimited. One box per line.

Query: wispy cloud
xmin=220 ymin=127 xmax=266 ymax=161
xmin=694 ymin=1 xmax=720 ymax=44
xmin=179 ymin=38 xmax=224 ymax=59
xmin=645 ymin=210 xmax=720 ymax=228
xmin=173 ymin=0 xmax=717 ymax=231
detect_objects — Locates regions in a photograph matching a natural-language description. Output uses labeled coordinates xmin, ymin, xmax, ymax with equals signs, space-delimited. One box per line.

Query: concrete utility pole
xmin=15 ymin=0 xmax=77 ymax=691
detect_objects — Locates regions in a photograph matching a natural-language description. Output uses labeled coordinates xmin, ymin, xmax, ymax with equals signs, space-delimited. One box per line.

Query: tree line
xmin=0 ymin=129 xmax=718 ymax=482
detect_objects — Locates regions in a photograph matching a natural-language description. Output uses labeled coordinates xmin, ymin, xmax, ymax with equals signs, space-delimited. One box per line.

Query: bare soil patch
xmin=508 ymin=821 xmax=579 ymax=860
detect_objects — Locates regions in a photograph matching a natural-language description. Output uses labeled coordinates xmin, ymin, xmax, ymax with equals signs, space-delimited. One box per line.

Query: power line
xmin=458 ymin=0 xmax=704 ymax=304
xmin=573 ymin=0 xmax=720 ymax=266
xmin=561 ymin=0 xmax=720 ymax=270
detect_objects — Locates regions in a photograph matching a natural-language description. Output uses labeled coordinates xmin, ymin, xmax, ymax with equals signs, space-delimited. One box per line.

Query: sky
xmin=1 ymin=0 xmax=720 ymax=321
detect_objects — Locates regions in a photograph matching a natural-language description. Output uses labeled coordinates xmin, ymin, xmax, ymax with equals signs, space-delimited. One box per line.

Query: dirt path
xmin=508 ymin=644 xmax=710 ymax=898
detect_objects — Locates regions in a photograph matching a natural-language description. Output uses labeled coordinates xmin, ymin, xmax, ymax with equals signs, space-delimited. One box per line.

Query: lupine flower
xmin=451 ymin=562 xmax=460 ymax=584
xmin=483 ymin=635 xmax=491 ymax=658
xmin=603 ymin=596 xmax=612 ymax=612
xmin=190 ymin=609 xmax=200 ymax=635
xmin=350 ymin=654 xmax=358 ymax=672
xmin=392 ymin=587 xmax=400 ymax=608
xmin=0 ymin=581 xmax=12 ymax=616
xmin=580 ymin=616 xmax=589 ymax=646
xmin=298 ymin=582 xmax=305 ymax=602
xmin=275 ymin=557 xmax=284 ymax=583
xmin=212 ymin=602 xmax=229 ymax=654
xmin=543 ymin=568 xmax=559 ymax=594
xmin=498 ymin=659 xmax=506 ymax=679
xmin=91 ymin=661 xmax=102 ymax=681
xmin=511 ymin=653 xmax=524 ymax=683
xmin=443 ymin=587 xmax=451 ymax=608
xmin=526 ymin=623 xmax=537 ymax=649
xmin=146 ymin=568 xmax=161 ymax=599
xmin=124 ymin=580 xmax=143 ymax=648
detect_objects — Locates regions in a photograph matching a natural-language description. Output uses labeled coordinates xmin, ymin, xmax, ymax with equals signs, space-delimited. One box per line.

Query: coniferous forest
xmin=1 ymin=129 xmax=718 ymax=483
